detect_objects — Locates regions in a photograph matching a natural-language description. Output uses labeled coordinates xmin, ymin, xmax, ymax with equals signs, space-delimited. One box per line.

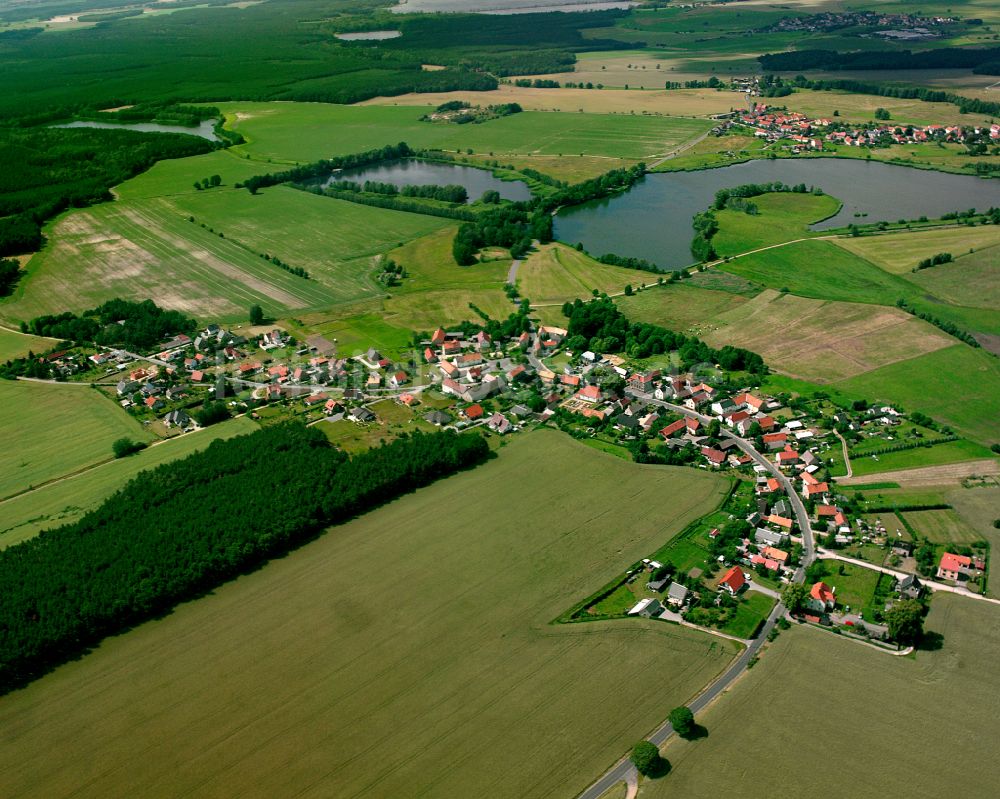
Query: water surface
xmin=322 ymin=159 xmax=532 ymax=203
xmin=335 ymin=30 xmax=401 ymax=40
xmin=555 ymin=159 xmax=1000 ymax=269
xmin=53 ymin=119 xmax=219 ymax=141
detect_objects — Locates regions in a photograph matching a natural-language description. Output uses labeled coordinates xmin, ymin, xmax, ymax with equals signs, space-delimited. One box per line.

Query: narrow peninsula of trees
xmin=0 ymin=425 xmax=490 ymax=693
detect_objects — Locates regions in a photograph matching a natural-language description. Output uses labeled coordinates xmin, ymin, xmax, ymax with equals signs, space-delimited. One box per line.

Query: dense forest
xmin=0 ymin=424 xmax=489 ymax=692
xmin=758 ymin=46 xmax=1000 ymax=73
xmin=0 ymin=126 xmax=213 ymax=257
xmin=21 ymin=298 xmax=195 ymax=351
xmin=562 ymin=297 xmax=767 ymax=374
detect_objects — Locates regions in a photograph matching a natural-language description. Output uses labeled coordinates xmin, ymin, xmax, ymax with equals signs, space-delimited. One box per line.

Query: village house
xmin=718 ymin=566 xmax=747 ymax=596
xmin=627 ymin=597 xmax=664 ymax=618
xmin=755 ymin=528 xmax=789 ymax=548
xmin=487 ymin=412 xmax=512 ymax=434
xmin=937 ymin=552 xmax=974 ymax=582
xmin=463 ymin=404 xmax=484 ymax=421
xmin=667 ymin=582 xmax=689 ymax=608
xmin=806 ymin=582 xmax=836 ymax=613
xmin=349 ymin=406 xmax=376 ymax=424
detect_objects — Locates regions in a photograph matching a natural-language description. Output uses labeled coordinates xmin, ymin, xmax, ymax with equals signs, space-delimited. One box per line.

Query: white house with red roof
xmin=937 ymin=552 xmax=974 ymax=582
xmin=718 ymin=566 xmax=747 ymax=596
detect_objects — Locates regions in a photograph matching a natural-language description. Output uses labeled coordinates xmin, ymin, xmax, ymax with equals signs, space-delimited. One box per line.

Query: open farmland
xmin=833 ymin=226 xmax=1000 ymax=276
xmin=717 ymin=239 xmax=920 ymax=306
xmin=615 ymin=282 xmax=750 ymax=332
xmin=902 ymin=508 xmax=981 ymax=546
xmin=848 ymin=439 xmax=995 ymax=478
xmin=698 ymin=290 xmax=953 ymax=382
xmin=361 ymin=84 xmax=736 ymax=118
xmin=836 ymin=345 xmax=1000 ymax=448
xmin=0 ymin=380 xmax=153 ymax=500
xmin=3 ymin=187 xmax=449 ymax=324
xmin=0 ymin=327 xmax=60 ymax=361
xmin=0 ymin=415 xmax=258 ymax=548
xmin=911 ymin=245 xmax=1000 ymax=311
xmin=222 ymin=101 xmax=713 ymax=164
xmin=520 ymin=243 xmax=648 ymax=305
xmin=0 ymin=431 xmax=738 ymax=798
xmin=838 ymin=459 xmax=1000 ymax=488
xmin=644 ymin=596 xmax=1000 ymax=798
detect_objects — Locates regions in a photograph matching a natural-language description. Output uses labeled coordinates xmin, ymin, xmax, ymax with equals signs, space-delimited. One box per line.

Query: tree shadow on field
xmin=917 ymin=630 xmax=944 ymax=651
xmin=645 ymin=757 xmax=673 ymax=779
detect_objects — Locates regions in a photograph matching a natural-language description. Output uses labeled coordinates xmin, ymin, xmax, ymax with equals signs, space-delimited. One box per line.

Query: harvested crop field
xmin=616 ymin=282 xmax=749 ymax=332
xmin=837 ymin=459 xmax=1000 ymax=488
xmin=0 ymin=430 xmax=738 ymax=799
xmin=645 ymin=595 xmax=1000 ymax=798
xmin=520 ymin=243 xmax=646 ymax=305
xmin=698 ymin=290 xmax=953 ymax=382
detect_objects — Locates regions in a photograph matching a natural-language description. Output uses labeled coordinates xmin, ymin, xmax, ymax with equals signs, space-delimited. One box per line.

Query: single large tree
xmin=249 ymin=304 xmax=264 ymax=325
xmin=669 ymin=705 xmax=696 ymax=739
xmin=782 ymin=582 xmax=808 ymax=614
xmin=631 ymin=740 xmax=662 ymax=776
xmin=886 ymin=599 xmax=924 ymax=644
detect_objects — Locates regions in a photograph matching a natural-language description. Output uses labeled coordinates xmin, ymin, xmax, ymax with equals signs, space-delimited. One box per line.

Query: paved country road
xmin=506 ymin=257 xmax=522 ymax=285
xmin=576 ymin=392 xmax=816 ymax=799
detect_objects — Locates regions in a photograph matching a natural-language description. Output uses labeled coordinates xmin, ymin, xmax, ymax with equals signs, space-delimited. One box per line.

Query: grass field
xmin=833 ymin=226 xmax=1000 ymax=276
xmin=902 ymin=508 xmax=982 ymax=546
xmin=3 ymin=187 xmax=450 ymax=324
xmin=717 ymin=239 xmax=920 ymax=306
xmin=911 ymin=244 xmax=1000 ymax=311
xmin=0 ymin=430 xmax=738 ymax=798
xmin=645 ymin=595 xmax=1000 ymax=797
xmin=698 ymin=289 xmax=952 ymax=382
xmin=362 ymin=84 xmax=736 ymax=118
xmin=0 ymin=415 xmax=258 ymax=548
xmin=712 ymin=192 xmax=841 ymax=257
xmin=816 ymin=558 xmax=880 ymax=616
xmin=849 ymin=439 xmax=996 ymax=478
xmin=0 ymin=327 xmax=60 ymax=361
xmin=223 ymin=101 xmax=713 ymax=165
xmin=0 ymin=380 xmax=153 ymax=500
xmin=519 ymin=243 xmax=649 ymax=305
xmin=836 ymin=345 xmax=1000 ymax=448
xmin=721 ymin=591 xmax=774 ymax=639
xmin=615 ymin=281 xmax=750 ymax=332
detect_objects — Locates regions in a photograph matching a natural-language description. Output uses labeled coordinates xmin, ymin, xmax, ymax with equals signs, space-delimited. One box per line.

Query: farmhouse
xmin=937 ymin=552 xmax=973 ymax=582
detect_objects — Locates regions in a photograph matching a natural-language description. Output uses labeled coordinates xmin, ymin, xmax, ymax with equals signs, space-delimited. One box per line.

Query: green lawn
xmin=713 ymin=192 xmax=842 ymax=257
xmin=836 ymin=345 xmax=1000 ymax=448
xmin=220 ymin=102 xmax=712 ymax=164
xmin=0 ymin=415 xmax=258 ymax=547
xmin=722 ymin=591 xmax=775 ymax=639
xmin=815 ymin=559 xmax=881 ymax=619
xmin=0 ymin=380 xmax=153 ymax=500
xmin=718 ymin=239 xmax=921 ymax=306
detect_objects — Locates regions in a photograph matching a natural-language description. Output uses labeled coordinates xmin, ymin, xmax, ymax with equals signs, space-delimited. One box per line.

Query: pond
xmin=52 ymin=119 xmax=220 ymax=141
xmin=334 ymin=30 xmax=401 ymax=40
xmin=320 ymin=159 xmax=532 ymax=203
xmin=554 ymin=159 xmax=1000 ymax=270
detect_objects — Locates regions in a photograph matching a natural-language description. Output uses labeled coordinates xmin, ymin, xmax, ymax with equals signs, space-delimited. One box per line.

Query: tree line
xmin=20 ymin=298 xmax=195 ymax=352
xmin=328 ymin=179 xmax=469 ymax=204
xmin=758 ymin=46 xmax=1000 ymax=73
xmin=238 ymin=143 xmax=414 ymax=195
xmin=0 ymin=424 xmax=490 ymax=693
xmin=562 ymin=297 xmax=767 ymax=373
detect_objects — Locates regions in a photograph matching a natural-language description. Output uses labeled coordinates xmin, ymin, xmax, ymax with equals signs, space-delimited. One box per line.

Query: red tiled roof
xmin=464 ymin=403 xmax=484 ymax=420
xmin=660 ymin=419 xmax=686 ymax=438
xmin=811 ymin=582 xmax=835 ymax=605
xmin=940 ymin=552 xmax=972 ymax=572
xmin=719 ymin=566 xmax=746 ymax=593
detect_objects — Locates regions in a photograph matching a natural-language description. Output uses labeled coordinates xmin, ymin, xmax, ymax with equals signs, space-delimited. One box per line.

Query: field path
xmin=507 ymin=257 xmax=522 ymax=285
xmin=648 ymin=128 xmax=712 ymax=169
xmin=835 ymin=431 xmax=853 ymax=478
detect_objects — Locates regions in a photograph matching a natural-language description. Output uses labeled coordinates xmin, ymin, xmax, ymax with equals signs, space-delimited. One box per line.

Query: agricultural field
xmin=362 ymin=83 xmax=737 ymax=118
xmin=0 ymin=430 xmax=739 ymax=799
xmin=902 ymin=508 xmax=982 ymax=546
xmin=0 ymin=380 xmax=153 ymax=500
xmin=519 ymin=243 xmax=647 ymax=306
xmin=0 ymin=327 xmax=60 ymax=361
xmin=698 ymin=290 xmax=953 ymax=383
xmin=222 ymin=101 xmax=713 ymax=164
xmin=848 ymin=439 xmax=996 ymax=478
xmin=911 ymin=245 xmax=1000 ymax=311
xmin=836 ymin=345 xmax=1000 ymax=448
xmin=616 ymin=282 xmax=750 ymax=333
xmin=840 ymin=459 xmax=1000 ymax=489
xmin=786 ymin=88 xmax=998 ymax=127
xmin=711 ymin=191 xmax=842 ymax=257
xmin=717 ymin=239 xmax=920 ymax=306
xmin=0 ymin=415 xmax=258 ymax=548
xmin=645 ymin=596 xmax=1000 ymax=798
xmin=833 ymin=226 xmax=1000 ymax=276
xmin=3 ymin=186 xmax=450 ymax=324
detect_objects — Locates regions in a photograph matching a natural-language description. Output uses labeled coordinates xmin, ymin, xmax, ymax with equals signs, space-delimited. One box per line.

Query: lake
xmin=554 ymin=159 xmax=1000 ymax=269
xmin=334 ymin=30 xmax=401 ymax=40
xmin=322 ymin=159 xmax=532 ymax=203
xmin=391 ymin=0 xmax=634 ymax=13
xmin=52 ymin=119 xmax=220 ymax=141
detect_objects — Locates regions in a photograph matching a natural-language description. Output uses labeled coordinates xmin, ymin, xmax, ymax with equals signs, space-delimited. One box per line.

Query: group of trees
xmin=21 ymin=298 xmax=195 ymax=351
xmin=914 ymin=252 xmax=953 ymax=271
xmin=712 ymin=182 xmax=820 ymax=211
xmin=0 ymin=126 xmax=213 ymax=257
xmin=328 ymin=179 xmax=469 ymax=204
xmin=193 ymin=174 xmax=222 ymax=191
xmin=562 ymin=297 xmax=767 ymax=374
xmin=0 ymin=257 xmax=20 ymax=297
xmin=0 ymin=424 xmax=490 ymax=692
xmin=895 ymin=298 xmax=980 ymax=349
xmin=453 ymin=204 xmax=551 ymax=264
xmin=759 ymin=46 xmax=1000 ymax=74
